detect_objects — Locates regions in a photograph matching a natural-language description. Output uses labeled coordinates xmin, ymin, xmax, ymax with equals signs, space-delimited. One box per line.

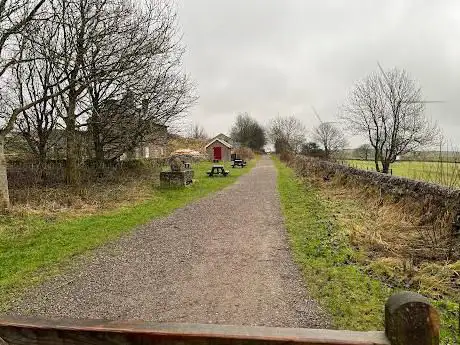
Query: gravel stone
xmin=4 ymin=156 xmax=330 ymax=328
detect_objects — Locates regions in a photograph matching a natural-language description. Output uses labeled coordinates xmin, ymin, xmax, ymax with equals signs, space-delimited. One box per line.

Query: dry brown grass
xmin=8 ymin=159 xmax=162 ymax=217
xmin=10 ymin=179 xmax=154 ymax=216
xmin=279 ymin=151 xmax=294 ymax=163
xmin=233 ymin=147 xmax=255 ymax=161
xmin=167 ymin=137 xmax=207 ymax=154
xmin=307 ymin=173 xmax=459 ymax=300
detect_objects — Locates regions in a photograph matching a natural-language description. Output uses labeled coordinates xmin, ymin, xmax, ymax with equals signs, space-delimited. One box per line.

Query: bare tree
xmin=268 ymin=116 xmax=305 ymax=153
xmin=108 ymin=63 xmax=195 ymax=160
xmin=0 ymin=0 xmax=45 ymax=80
xmin=189 ymin=123 xmax=207 ymax=140
xmin=355 ymin=143 xmax=372 ymax=160
xmin=90 ymin=69 xmax=195 ymax=165
xmin=342 ymin=68 xmax=438 ymax=173
xmin=0 ymin=0 xmax=47 ymax=209
xmin=0 ymin=0 xmax=194 ymax=208
xmin=13 ymin=34 xmax=64 ymax=179
xmin=83 ymin=0 xmax=194 ymax=173
xmin=313 ymin=122 xmax=347 ymax=159
xmin=45 ymin=0 xmax=124 ymax=184
xmin=41 ymin=0 xmax=196 ymax=180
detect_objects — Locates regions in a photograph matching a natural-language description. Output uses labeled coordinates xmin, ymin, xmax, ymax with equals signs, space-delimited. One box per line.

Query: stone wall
xmin=160 ymin=170 xmax=194 ymax=187
xmin=289 ymin=155 xmax=460 ymax=228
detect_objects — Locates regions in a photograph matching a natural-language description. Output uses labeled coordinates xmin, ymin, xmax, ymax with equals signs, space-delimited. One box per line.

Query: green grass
xmin=345 ymin=159 xmax=460 ymax=188
xmin=274 ymin=157 xmax=390 ymax=330
xmin=274 ymin=158 xmax=459 ymax=342
xmin=0 ymin=160 xmax=255 ymax=310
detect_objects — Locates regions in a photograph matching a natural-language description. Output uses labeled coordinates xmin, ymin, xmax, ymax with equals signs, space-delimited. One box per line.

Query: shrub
xmin=233 ymin=147 xmax=255 ymax=161
xmin=280 ymin=150 xmax=294 ymax=163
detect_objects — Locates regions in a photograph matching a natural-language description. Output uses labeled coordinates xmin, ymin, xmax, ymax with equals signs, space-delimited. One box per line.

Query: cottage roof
xmin=205 ymin=138 xmax=233 ymax=149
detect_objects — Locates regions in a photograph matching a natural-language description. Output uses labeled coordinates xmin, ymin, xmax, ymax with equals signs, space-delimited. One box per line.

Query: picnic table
xmin=231 ymin=159 xmax=246 ymax=168
xmin=207 ymin=165 xmax=229 ymax=177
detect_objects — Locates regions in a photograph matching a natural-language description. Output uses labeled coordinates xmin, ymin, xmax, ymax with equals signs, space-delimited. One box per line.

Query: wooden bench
xmin=0 ymin=292 xmax=441 ymax=345
xmin=231 ymin=159 xmax=246 ymax=168
xmin=207 ymin=165 xmax=229 ymax=177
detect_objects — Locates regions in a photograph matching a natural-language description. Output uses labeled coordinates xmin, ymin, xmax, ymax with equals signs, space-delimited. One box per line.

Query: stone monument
xmin=160 ymin=156 xmax=194 ymax=187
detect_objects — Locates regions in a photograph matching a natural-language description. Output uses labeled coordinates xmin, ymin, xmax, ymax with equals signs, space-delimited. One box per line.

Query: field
xmin=0 ymin=159 xmax=256 ymax=310
xmin=345 ymin=160 xmax=460 ymax=188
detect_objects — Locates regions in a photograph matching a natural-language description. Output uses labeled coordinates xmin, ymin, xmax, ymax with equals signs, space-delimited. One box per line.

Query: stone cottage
xmin=131 ymin=124 xmax=169 ymax=159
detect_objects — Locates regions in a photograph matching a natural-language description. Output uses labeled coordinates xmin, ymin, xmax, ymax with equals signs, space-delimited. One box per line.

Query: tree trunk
xmin=65 ymin=92 xmax=79 ymax=185
xmin=0 ymin=136 xmax=10 ymax=211
xmin=37 ymin=142 xmax=47 ymax=182
xmin=91 ymin=114 xmax=105 ymax=177
xmin=65 ymin=124 xmax=78 ymax=185
xmin=94 ymin=138 xmax=105 ymax=177
xmin=374 ymin=152 xmax=380 ymax=172
xmin=382 ymin=161 xmax=390 ymax=174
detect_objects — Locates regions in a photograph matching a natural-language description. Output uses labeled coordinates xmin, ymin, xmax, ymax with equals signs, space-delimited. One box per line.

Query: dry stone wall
xmin=289 ymin=155 xmax=460 ymax=229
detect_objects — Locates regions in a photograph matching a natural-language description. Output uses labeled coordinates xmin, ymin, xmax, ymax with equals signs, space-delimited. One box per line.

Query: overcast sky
xmin=177 ymin=1 xmax=460 ymax=148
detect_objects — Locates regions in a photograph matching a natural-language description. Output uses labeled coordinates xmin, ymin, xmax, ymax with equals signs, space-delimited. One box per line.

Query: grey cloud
xmin=178 ymin=0 xmax=460 ymax=146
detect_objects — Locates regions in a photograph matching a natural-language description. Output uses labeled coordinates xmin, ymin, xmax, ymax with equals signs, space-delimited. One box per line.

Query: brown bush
xmin=7 ymin=158 xmax=165 ymax=213
xmin=7 ymin=158 xmax=166 ymax=188
xmin=280 ymin=151 xmax=294 ymax=163
xmin=233 ymin=147 xmax=255 ymax=161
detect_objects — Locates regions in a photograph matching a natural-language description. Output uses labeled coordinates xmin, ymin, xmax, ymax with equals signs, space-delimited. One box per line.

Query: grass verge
xmin=273 ymin=157 xmax=458 ymax=343
xmin=0 ymin=159 xmax=255 ymax=310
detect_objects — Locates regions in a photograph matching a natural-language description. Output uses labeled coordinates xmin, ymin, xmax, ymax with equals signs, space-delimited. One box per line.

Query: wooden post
xmin=385 ymin=291 xmax=440 ymax=345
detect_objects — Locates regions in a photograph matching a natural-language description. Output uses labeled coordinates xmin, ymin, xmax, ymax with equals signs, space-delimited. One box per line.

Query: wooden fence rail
xmin=0 ymin=292 xmax=440 ymax=345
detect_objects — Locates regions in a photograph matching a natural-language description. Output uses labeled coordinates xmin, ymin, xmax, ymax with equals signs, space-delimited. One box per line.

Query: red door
xmin=213 ymin=146 xmax=222 ymax=161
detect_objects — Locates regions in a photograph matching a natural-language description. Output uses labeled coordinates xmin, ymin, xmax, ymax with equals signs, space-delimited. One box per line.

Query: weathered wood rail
xmin=0 ymin=292 xmax=440 ymax=345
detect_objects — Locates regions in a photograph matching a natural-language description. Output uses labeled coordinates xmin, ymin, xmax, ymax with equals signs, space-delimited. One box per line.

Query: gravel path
xmin=5 ymin=156 xmax=329 ymax=328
